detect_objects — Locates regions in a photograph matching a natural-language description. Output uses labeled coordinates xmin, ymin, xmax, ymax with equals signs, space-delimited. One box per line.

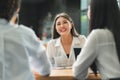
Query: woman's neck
xmin=61 ymin=34 xmax=73 ymax=54
xmin=61 ymin=34 xmax=73 ymax=45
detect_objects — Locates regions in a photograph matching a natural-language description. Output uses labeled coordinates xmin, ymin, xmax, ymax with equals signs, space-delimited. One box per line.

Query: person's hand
xmin=32 ymin=70 xmax=41 ymax=77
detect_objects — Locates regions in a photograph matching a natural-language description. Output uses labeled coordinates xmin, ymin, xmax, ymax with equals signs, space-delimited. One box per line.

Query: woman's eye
xmin=56 ymin=22 xmax=60 ymax=25
xmin=57 ymin=23 xmax=60 ymax=25
xmin=63 ymin=21 xmax=67 ymax=24
xmin=56 ymin=21 xmax=68 ymax=26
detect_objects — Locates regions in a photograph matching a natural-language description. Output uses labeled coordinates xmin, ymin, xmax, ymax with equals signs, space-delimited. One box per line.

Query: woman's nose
xmin=60 ymin=24 xmax=64 ymax=27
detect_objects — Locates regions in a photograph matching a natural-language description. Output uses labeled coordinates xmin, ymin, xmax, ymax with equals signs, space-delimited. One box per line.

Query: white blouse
xmin=47 ymin=35 xmax=86 ymax=69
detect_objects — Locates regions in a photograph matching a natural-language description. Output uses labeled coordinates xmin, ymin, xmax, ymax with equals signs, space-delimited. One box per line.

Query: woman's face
xmin=55 ymin=17 xmax=72 ymax=36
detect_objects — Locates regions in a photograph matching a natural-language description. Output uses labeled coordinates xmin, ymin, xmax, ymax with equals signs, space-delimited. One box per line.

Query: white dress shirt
xmin=73 ymin=29 xmax=120 ymax=80
xmin=0 ymin=19 xmax=51 ymax=80
xmin=47 ymin=35 xmax=86 ymax=69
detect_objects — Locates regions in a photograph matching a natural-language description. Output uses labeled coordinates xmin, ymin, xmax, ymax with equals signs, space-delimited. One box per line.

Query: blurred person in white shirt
xmin=73 ymin=0 xmax=120 ymax=80
xmin=0 ymin=0 xmax=51 ymax=80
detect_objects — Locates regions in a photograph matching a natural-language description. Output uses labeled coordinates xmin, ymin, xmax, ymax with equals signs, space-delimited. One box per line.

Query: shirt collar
xmin=55 ymin=37 xmax=61 ymax=47
xmin=54 ymin=36 xmax=80 ymax=47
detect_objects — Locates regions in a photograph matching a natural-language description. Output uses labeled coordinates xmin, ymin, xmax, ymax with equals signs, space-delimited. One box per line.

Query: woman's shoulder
xmin=91 ymin=29 xmax=112 ymax=37
xmin=17 ymin=24 xmax=35 ymax=37
xmin=18 ymin=24 xmax=34 ymax=33
xmin=47 ymin=38 xmax=59 ymax=45
xmin=89 ymin=29 xmax=114 ymax=42
xmin=77 ymin=34 xmax=86 ymax=40
xmin=73 ymin=35 xmax=86 ymax=47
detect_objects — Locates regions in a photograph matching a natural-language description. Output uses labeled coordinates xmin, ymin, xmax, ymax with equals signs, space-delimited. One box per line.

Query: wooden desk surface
xmin=35 ymin=69 xmax=101 ymax=80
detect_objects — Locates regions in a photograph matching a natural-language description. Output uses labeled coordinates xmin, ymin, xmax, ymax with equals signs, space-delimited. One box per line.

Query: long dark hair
xmin=52 ymin=12 xmax=79 ymax=39
xmin=89 ymin=0 xmax=120 ymax=75
xmin=0 ymin=0 xmax=21 ymax=21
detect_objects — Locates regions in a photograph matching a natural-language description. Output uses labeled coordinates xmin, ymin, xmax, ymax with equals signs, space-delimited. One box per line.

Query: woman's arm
xmin=73 ymin=31 xmax=98 ymax=80
xmin=46 ymin=40 xmax=55 ymax=67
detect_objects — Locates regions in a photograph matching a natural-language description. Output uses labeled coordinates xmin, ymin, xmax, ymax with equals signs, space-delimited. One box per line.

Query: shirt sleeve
xmin=46 ymin=40 xmax=55 ymax=67
xmin=73 ymin=30 xmax=98 ymax=80
xmin=23 ymin=28 xmax=51 ymax=76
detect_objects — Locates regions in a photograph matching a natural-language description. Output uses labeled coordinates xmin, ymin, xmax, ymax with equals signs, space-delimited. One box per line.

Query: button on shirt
xmin=0 ymin=19 xmax=51 ymax=80
xmin=47 ymin=35 xmax=86 ymax=68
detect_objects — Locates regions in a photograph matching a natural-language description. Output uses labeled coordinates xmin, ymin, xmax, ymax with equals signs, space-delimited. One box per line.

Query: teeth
xmin=61 ymin=29 xmax=66 ymax=32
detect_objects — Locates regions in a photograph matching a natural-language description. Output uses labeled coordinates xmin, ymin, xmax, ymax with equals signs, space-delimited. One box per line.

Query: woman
xmin=47 ymin=12 xmax=86 ymax=69
xmin=0 ymin=0 xmax=51 ymax=80
xmin=73 ymin=0 xmax=120 ymax=80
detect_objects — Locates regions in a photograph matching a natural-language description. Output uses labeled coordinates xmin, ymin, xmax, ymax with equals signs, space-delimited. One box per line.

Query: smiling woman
xmin=46 ymin=12 xmax=86 ymax=69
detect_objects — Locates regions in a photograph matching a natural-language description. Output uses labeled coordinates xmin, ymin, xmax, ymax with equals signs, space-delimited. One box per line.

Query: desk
xmin=35 ymin=69 xmax=101 ymax=80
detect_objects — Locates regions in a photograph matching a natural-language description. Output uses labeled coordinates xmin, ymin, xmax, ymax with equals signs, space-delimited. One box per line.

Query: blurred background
xmin=19 ymin=0 xmax=120 ymax=42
